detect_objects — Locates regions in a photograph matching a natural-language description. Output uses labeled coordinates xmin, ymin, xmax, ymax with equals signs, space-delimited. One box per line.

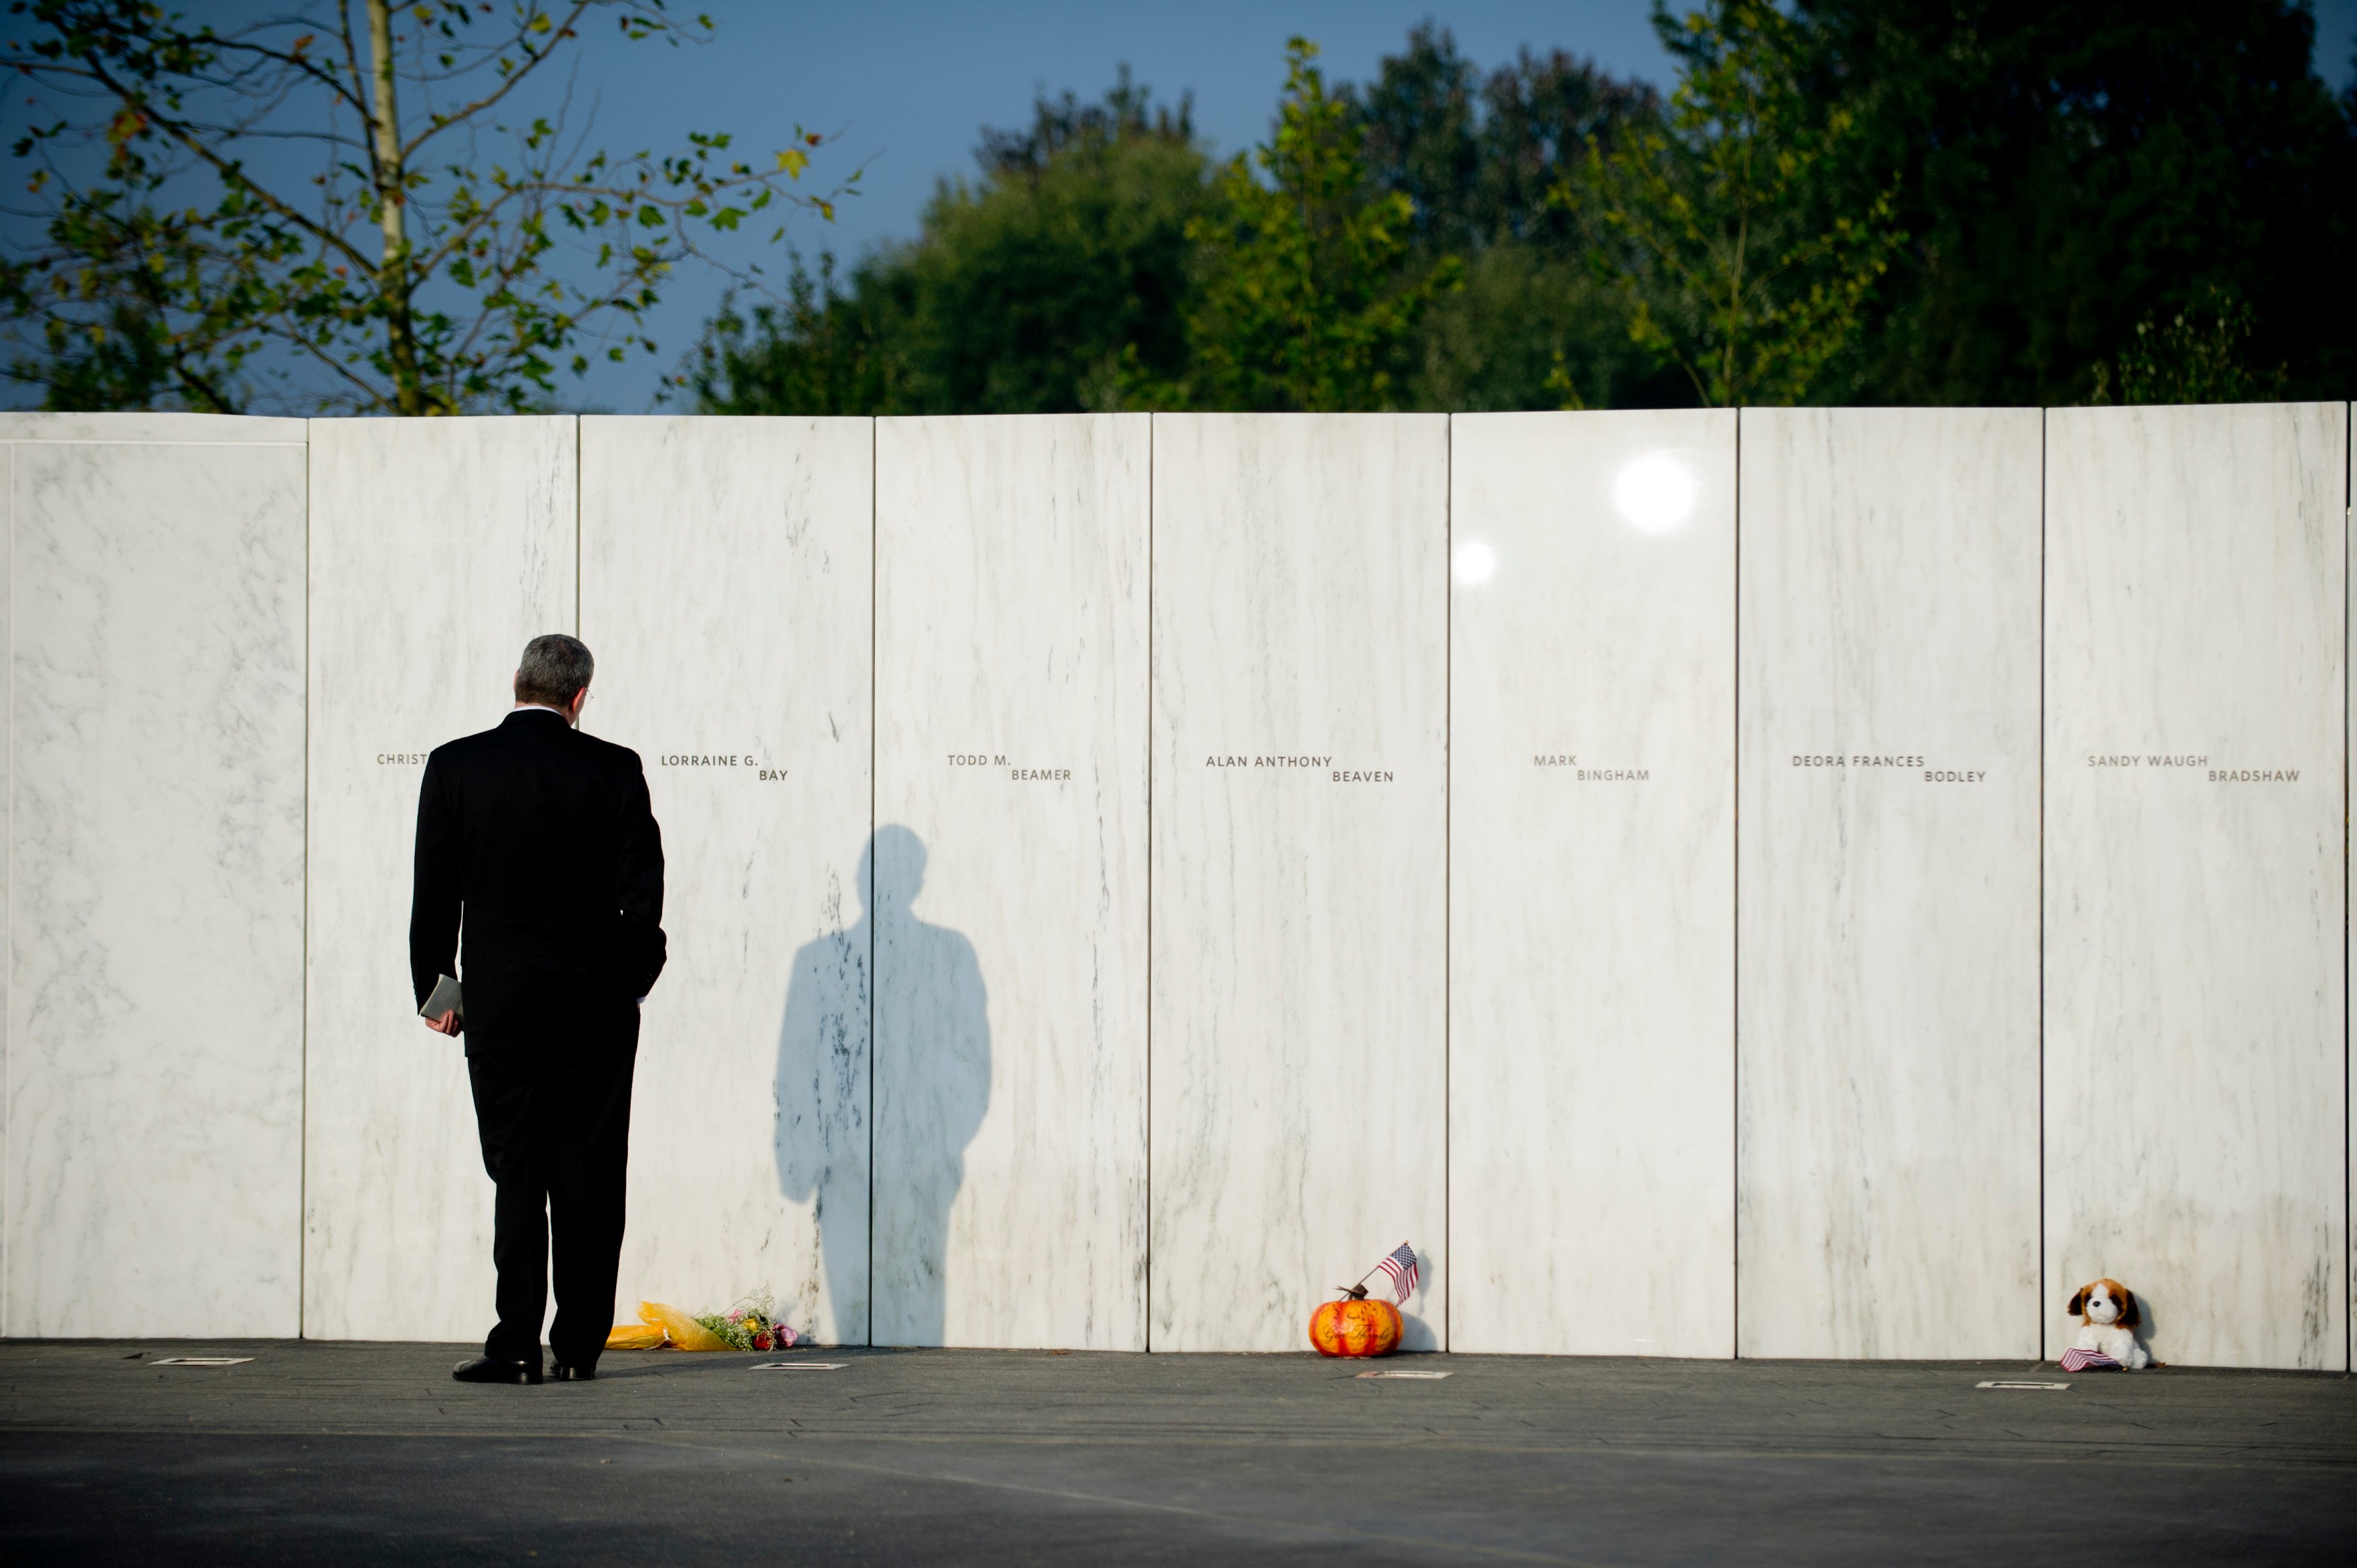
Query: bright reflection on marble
xmin=1450 ymin=409 xmax=1734 ymax=1358
xmin=1613 ymin=452 xmax=1698 ymax=534
xmin=1452 ymin=539 xmax=1498 ymax=584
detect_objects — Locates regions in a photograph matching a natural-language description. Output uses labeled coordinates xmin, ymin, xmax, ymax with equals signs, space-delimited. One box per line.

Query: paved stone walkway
xmin=4 ymin=1341 xmax=2352 ymax=1564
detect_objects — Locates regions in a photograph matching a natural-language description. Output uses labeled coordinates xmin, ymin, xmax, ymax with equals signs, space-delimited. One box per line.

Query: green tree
xmin=1163 ymin=37 xmax=1460 ymax=412
xmin=1357 ymin=24 xmax=1660 ymax=257
xmin=686 ymin=255 xmax=904 ymax=418
xmin=1406 ymin=246 xmax=1649 ymax=412
xmin=1579 ymin=0 xmax=1905 ymax=407
xmin=2 ymin=0 xmax=839 ymax=414
xmin=689 ymin=71 xmax=1209 ymax=416
xmin=1352 ymin=25 xmax=1672 ymax=410
xmin=1797 ymin=0 xmax=2355 ymax=404
xmin=691 ymin=26 xmax=1672 ymax=420
xmin=1352 ymin=22 xmax=1480 ymax=255
xmin=2089 ymin=284 xmax=2288 ymax=405
xmin=894 ymin=72 xmax=1208 ymax=412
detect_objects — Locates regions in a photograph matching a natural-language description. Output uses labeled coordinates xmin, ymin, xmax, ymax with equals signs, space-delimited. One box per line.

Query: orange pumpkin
xmin=1309 ymin=1295 xmax=1402 ymax=1358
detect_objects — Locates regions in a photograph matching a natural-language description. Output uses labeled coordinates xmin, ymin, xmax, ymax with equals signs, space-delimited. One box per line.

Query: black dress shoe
xmin=548 ymin=1362 xmax=596 ymax=1381
xmin=452 ymin=1355 xmax=541 ymax=1385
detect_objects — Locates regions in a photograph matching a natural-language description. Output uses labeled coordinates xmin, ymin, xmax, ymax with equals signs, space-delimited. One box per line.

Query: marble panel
xmin=0 ymin=412 xmax=307 ymax=444
xmin=1150 ymin=414 xmax=1449 ymax=1353
xmin=2045 ymin=402 xmax=2347 ymax=1370
xmin=6 ymin=423 xmax=307 ymax=1337
xmin=1447 ymin=410 xmax=1735 ymax=1358
xmin=580 ymin=416 xmax=873 ymax=1346
xmin=873 ymin=415 xmax=1149 ymax=1350
xmin=1737 ymin=407 xmax=2043 ymax=1359
xmin=304 ymin=416 xmax=576 ymax=1343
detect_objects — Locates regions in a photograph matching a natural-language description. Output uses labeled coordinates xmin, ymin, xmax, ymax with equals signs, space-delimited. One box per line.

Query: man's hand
xmin=423 ymin=1010 xmax=460 ymax=1036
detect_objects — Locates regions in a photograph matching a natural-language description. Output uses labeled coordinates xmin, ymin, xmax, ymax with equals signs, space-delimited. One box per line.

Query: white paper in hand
xmin=418 ymin=973 xmax=464 ymax=1025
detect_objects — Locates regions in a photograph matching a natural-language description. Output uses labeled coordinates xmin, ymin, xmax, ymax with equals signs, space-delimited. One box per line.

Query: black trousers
xmin=466 ymin=1009 xmax=639 ymax=1369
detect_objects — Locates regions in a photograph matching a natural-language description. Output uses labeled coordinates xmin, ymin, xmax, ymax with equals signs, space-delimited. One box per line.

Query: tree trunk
xmin=365 ymin=0 xmax=426 ymax=414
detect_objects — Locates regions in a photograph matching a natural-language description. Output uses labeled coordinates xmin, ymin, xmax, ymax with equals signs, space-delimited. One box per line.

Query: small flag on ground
xmin=2056 ymin=1347 xmax=2121 ymax=1372
xmin=1376 ymin=1242 xmax=1419 ymax=1304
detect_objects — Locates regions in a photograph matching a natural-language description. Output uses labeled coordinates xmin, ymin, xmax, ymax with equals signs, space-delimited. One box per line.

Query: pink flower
xmin=726 ymin=1308 xmax=745 ymax=1322
xmin=778 ymin=1325 xmax=799 ymax=1348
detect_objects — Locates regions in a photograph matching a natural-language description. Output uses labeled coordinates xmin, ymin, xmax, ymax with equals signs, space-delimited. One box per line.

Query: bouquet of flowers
xmin=695 ymin=1292 xmax=800 ymax=1353
xmin=609 ymin=1292 xmax=803 ymax=1352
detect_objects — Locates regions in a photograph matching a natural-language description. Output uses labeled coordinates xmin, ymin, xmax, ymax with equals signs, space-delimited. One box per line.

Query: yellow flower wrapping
xmin=603 ymin=1321 xmax=664 ymax=1351
xmin=604 ymin=1300 xmax=731 ymax=1352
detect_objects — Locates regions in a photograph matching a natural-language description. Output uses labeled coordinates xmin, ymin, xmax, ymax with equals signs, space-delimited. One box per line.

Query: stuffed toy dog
xmin=2063 ymin=1279 xmax=2149 ymax=1370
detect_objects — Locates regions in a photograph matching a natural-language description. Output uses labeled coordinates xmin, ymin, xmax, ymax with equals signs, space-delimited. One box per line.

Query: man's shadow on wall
xmin=775 ymin=824 xmax=989 ymax=1347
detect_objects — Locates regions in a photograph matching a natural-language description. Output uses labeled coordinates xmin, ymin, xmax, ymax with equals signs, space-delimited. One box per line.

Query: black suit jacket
xmin=409 ymin=709 xmax=667 ymax=1050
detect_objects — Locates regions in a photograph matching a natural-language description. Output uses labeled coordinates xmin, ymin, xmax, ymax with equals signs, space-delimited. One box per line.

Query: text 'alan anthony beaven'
xmin=1203 ymin=754 xmax=1394 ymax=782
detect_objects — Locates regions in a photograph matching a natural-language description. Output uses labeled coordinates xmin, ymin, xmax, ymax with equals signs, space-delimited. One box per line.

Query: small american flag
xmin=1376 ymin=1242 xmax=1420 ymax=1304
xmin=2057 ymin=1347 xmax=2121 ymax=1372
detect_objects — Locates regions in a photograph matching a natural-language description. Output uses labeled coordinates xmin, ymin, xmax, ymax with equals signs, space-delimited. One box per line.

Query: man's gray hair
xmin=515 ymin=633 xmax=594 ymax=707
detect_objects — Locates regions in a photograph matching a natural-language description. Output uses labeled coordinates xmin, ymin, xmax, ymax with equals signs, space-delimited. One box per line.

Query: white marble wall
xmin=1150 ymin=414 xmax=1449 ymax=1353
xmin=5 ymin=405 xmax=2352 ymax=1367
xmin=873 ymin=415 xmax=1149 ymax=1349
xmin=1738 ymin=407 xmax=2043 ymax=1359
xmin=3 ymin=413 xmax=308 ymax=1338
xmin=1448 ymin=410 xmax=1734 ymax=1357
xmin=304 ymin=416 xmax=577 ymax=1343
xmin=581 ymin=417 xmax=873 ymax=1345
xmin=2045 ymin=402 xmax=2347 ymax=1371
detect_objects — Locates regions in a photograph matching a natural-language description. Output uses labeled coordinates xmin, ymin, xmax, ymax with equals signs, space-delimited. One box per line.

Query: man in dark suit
xmin=411 ymin=633 xmax=666 ymax=1385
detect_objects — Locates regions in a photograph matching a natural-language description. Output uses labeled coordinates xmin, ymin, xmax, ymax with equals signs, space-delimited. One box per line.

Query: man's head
xmin=515 ymin=633 xmax=594 ymax=725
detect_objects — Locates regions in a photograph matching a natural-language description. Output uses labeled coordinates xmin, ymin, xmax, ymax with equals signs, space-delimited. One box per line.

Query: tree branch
xmin=399 ymin=1 xmax=597 ymax=164
xmin=71 ymin=52 xmax=380 ymax=274
xmin=274 ymin=314 xmax=395 ymax=409
xmin=194 ymin=31 xmax=374 ymax=120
